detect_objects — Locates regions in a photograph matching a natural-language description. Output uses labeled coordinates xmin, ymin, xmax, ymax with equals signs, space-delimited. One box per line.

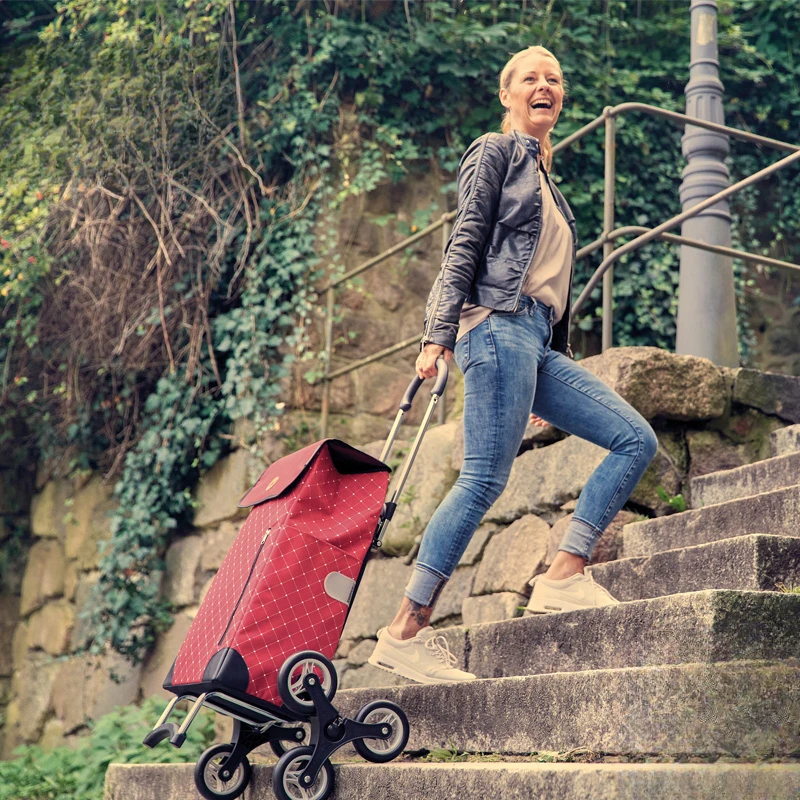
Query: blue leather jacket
xmin=421 ymin=130 xmax=577 ymax=356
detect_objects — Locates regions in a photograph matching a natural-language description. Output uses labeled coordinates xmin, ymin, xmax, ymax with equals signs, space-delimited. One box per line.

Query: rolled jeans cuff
xmin=558 ymin=516 xmax=601 ymax=561
xmin=405 ymin=563 xmax=448 ymax=608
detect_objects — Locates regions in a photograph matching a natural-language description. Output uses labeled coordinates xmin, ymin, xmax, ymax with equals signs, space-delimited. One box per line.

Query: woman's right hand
xmin=416 ymin=343 xmax=452 ymax=380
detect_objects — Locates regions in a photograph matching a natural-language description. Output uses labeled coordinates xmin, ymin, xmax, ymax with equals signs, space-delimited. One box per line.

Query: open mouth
xmin=531 ymin=100 xmax=553 ymax=110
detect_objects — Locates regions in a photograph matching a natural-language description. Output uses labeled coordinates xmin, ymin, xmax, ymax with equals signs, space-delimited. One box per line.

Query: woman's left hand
xmin=529 ymin=413 xmax=549 ymax=428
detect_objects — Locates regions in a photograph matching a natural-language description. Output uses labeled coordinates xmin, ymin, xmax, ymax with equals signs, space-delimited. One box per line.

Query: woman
xmin=368 ymin=46 xmax=658 ymax=684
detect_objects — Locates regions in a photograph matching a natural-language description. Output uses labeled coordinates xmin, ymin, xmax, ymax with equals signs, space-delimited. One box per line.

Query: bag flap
xmin=237 ymin=438 xmax=390 ymax=509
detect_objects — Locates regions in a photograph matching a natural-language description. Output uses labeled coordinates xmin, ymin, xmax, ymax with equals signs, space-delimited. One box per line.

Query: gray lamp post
xmin=675 ymin=0 xmax=739 ymax=366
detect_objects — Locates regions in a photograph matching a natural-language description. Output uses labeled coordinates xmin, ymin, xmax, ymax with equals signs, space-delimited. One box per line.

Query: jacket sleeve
xmin=421 ymin=133 xmax=509 ymax=352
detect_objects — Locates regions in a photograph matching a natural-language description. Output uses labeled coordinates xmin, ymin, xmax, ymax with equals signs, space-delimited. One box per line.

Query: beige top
xmin=456 ymin=168 xmax=573 ymax=343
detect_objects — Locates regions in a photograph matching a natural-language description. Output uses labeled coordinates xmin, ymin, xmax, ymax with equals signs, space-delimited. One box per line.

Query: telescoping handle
xmin=374 ymin=357 xmax=448 ymax=547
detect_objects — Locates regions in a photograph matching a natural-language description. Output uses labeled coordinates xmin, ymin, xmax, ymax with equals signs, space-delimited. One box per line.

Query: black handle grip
xmin=400 ymin=356 xmax=449 ymax=412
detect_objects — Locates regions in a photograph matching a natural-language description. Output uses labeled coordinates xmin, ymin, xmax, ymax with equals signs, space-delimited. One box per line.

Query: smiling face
xmin=499 ymin=51 xmax=564 ymax=144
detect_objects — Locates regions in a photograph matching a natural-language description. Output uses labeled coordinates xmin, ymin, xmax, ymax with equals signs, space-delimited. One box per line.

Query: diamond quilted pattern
xmin=170 ymin=443 xmax=390 ymax=706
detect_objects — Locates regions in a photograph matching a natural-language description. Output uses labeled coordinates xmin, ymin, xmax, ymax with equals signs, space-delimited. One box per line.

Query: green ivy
xmin=1 ymin=0 xmax=798 ymax=666
xmin=0 ymin=697 xmax=214 ymax=800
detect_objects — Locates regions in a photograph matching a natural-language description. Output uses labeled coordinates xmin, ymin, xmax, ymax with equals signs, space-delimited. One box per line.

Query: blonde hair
xmin=499 ymin=45 xmax=562 ymax=171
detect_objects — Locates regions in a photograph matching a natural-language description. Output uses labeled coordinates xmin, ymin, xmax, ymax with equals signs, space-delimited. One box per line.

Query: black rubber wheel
xmin=269 ymin=722 xmax=311 ymax=757
xmin=352 ymin=700 xmax=410 ymax=763
xmin=272 ymin=745 xmax=334 ymax=800
xmin=194 ymin=743 xmax=252 ymax=800
xmin=277 ymin=651 xmax=338 ymax=715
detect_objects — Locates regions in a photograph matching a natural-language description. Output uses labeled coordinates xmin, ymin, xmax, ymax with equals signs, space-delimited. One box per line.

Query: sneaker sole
xmin=367 ymin=653 xmax=473 ymax=685
xmin=526 ymin=598 xmax=620 ymax=614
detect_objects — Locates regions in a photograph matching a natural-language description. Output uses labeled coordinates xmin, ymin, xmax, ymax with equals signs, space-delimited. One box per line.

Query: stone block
xmin=40 ymin=718 xmax=68 ymax=751
xmin=430 ymin=565 xmax=476 ymax=624
xmin=628 ymin=431 xmax=687 ymax=515
xmin=473 ymin=516 xmax=549 ymax=595
xmin=193 ymin=449 xmax=256 ymax=529
xmin=199 ymin=521 xmax=240 ymax=572
xmin=691 ymin=451 xmax=800 ymax=508
xmin=30 ymin=479 xmax=72 ymax=538
xmin=580 ymin=347 xmax=728 ymax=421
xmin=461 ymin=592 xmax=524 ymax=626
xmin=1 ymin=700 xmax=21 ymax=758
xmin=20 ymin=539 xmax=66 ymax=616
xmin=164 ymin=535 xmax=203 ymax=607
xmin=337 ymin=661 xmax=800 ymax=757
xmin=64 ymin=475 xmax=117 ymax=569
xmin=27 ymin=601 xmax=76 ymax=656
xmin=107 ymin=761 xmax=800 ymax=800
xmin=591 ymin=534 xmax=800 ymax=601
xmin=458 ymin=523 xmax=500 ymax=567
xmin=0 ymin=595 xmax=20 ymax=677
xmin=339 ymin=663 xmax=412 ymax=691
xmin=465 ymin=590 xmax=800 ymax=678
xmin=342 ymin=556 xmax=413 ymax=641
xmin=685 ymin=429 xmax=753 ymax=485
xmin=6 ymin=652 xmax=59 ymax=744
xmin=353 ymin=362 xmax=425 ymax=424
xmin=69 ymin=570 xmax=100 ymax=651
xmin=545 ymin=510 xmax=638 ymax=566
xmin=63 ymin=561 xmax=79 ymax=601
xmin=487 ymin=437 xmax=606 ymax=523
xmin=385 ymin=422 xmax=459 ymax=555
xmin=733 ymin=368 xmax=800 ymax=423
xmin=345 ymin=639 xmax=377 ymax=668
xmin=52 ymin=652 xmax=141 ymax=734
xmin=622 ymin=485 xmax=800 ymax=557
xmin=11 ymin=621 xmax=28 ymax=672
xmin=710 ymin=406 xmax=785 ymax=448
xmin=139 ymin=611 xmax=195 ymax=701
xmin=771 ymin=423 xmax=800 ymax=457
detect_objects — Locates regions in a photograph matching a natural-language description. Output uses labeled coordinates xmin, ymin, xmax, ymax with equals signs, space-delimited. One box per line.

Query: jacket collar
xmin=511 ymin=129 xmax=542 ymax=156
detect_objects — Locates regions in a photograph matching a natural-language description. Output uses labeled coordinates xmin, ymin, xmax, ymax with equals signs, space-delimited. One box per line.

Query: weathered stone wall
xmin=2 ymin=346 xmax=798 ymax=755
xmin=1 ymin=171 xmax=798 ymax=755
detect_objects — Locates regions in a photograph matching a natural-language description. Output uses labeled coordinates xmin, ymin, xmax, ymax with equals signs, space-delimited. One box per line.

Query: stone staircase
xmin=105 ymin=426 xmax=800 ymax=799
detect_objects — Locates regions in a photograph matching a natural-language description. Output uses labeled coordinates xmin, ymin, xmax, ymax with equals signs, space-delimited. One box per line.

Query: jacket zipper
xmin=217 ymin=527 xmax=271 ymax=646
xmin=541 ymin=167 xmax=577 ymax=355
xmin=512 ymin=163 xmax=546 ymax=312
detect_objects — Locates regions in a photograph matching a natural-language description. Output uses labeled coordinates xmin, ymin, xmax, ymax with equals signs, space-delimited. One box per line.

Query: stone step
xmin=335 ymin=660 xmax=799 ymax=758
xmin=690 ymin=451 xmax=800 ymax=508
xmin=440 ymin=590 xmax=800 ymax=680
xmin=591 ymin=534 xmax=800 ymax=602
xmin=105 ymin=761 xmax=800 ymax=800
xmin=772 ymin=423 xmax=800 ymax=457
xmin=621 ymin=485 xmax=800 ymax=558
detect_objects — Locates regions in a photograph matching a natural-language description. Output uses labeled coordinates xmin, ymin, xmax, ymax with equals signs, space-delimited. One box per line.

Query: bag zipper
xmin=217 ymin=527 xmax=271 ymax=646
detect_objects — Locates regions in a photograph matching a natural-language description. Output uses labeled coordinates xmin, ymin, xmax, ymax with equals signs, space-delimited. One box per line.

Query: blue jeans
xmin=406 ymin=295 xmax=658 ymax=607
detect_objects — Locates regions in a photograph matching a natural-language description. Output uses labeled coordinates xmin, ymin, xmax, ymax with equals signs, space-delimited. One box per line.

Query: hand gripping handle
xmin=399 ymin=356 xmax=449 ymax=411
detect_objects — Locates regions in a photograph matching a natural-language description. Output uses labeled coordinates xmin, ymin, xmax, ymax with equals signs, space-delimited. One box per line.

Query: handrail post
xmin=437 ymin=214 xmax=452 ymax=426
xmin=602 ymin=109 xmax=616 ymax=352
xmin=320 ymin=286 xmax=334 ymax=438
xmin=676 ymin=0 xmax=737 ymax=366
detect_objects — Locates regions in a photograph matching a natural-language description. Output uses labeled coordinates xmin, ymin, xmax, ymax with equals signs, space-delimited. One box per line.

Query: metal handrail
xmin=573 ymin=147 xmax=800 ymax=315
xmin=578 ymin=227 xmax=800 ymax=276
xmin=314 ymin=102 xmax=800 ymax=436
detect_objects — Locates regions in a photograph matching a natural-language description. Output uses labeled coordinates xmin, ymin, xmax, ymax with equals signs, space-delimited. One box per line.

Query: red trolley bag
xmin=143 ymin=358 xmax=449 ymax=800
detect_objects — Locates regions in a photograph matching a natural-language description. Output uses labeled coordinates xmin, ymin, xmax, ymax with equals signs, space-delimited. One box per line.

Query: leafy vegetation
xmin=0 ymin=0 xmax=797 ymax=664
xmin=0 ymin=698 xmax=214 ymax=800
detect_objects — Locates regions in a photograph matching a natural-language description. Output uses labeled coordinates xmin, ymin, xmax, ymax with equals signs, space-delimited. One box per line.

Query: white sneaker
xmin=526 ymin=571 xmax=619 ymax=614
xmin=367 ymin=626 xmax=477 ymax=685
